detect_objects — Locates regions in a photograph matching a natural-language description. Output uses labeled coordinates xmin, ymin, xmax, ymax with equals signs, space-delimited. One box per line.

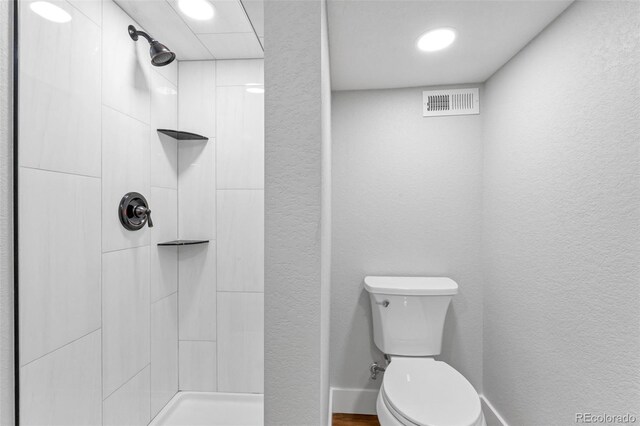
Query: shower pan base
xmin=150 ymin=392 xmax=264 ymax=426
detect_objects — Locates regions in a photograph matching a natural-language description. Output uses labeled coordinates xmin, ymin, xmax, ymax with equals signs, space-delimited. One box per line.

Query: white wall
xmin=482 ymin=1 xmax=640 ymax=424
xmin=18 ymin=1 xmax=179 ymax=423
xmin=0 ymin=0 xmax=14 ymax=424
xmin=177 ymin=59 xmax=264 ymax=394
xmin=264 ymin=0 xmax=330 ymax=423
xmin=330 ymin=86 xmax=484 ymax=405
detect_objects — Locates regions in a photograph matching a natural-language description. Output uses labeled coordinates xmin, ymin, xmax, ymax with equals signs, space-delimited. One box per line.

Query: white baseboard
xmin=480 ymin=395 xmax=509 ymax=426
xmin=330 ymin=387 xmax=378 ymax=415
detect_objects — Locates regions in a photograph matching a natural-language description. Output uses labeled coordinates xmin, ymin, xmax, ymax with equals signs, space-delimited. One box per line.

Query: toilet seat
xmin=381 ymin=358 xmax=482 ymax=426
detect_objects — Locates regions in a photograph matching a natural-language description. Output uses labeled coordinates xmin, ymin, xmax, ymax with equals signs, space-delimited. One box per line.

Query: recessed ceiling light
xmin=30 ymin=1 xmax=72 ymax=23
xmin=178 ymin=0 xmax=214 ymax=21
xmin=417 ymin=28 xmax=456 ymax=52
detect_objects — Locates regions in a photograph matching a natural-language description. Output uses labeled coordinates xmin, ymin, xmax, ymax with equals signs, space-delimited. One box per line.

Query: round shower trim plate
xmin=128 ymin=25 xmax=139 ymax=41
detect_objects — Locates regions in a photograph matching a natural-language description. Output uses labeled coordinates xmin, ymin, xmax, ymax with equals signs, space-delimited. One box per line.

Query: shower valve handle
xmin=118 ymin=192 xmax=153 ymax=231
xmin=134 ymin=205 xmax=153 ymax=228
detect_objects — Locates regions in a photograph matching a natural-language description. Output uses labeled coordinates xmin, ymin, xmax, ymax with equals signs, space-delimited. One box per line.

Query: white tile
xmin=216 ymin=86 xmax=264 ymax=188
xmin=19 ymin=168 xmax=101 ymax=365
xmin=68 ymin=0 xmax=102 ymax=26
xmin=217 ymin=190 xmax=264 ymax=292
xmin=153 ymin=59 xmax=178 ymax=87
xmin=217 ymin=292 xmax=264 ymax=393
xmin=104 ymin=366 xmax=151 ymax=426
xmin=216 ymin=59 xmax=264 ymax=86
xmin=151 ymin=71 xmax=178 ymax=189
xmin=179 ymin=341 xmax=216 ymax=391
xmin=178 ymin=61 xmax=216 ymax=138
xmin=102 ymin=0 xmax=151 ymax=124
xmin=167 ymin=0 xmax=253 ymax=34
xmin=102 ymin=106 xmax=150 ymax=252
xmin=151 ymin=245 xmax=178 ymax=304
xmin=19 ymin=0 xmax=101 ymax=177
xmin=179 ymin=243 xmax=216 ymax=341
xmin=151 ymin=294 xmax=178 ymax=417
xmin=199 ymin=33 xmax=264 ymax=59
xmin=150 ymin=188 xmax=178 ymax=302
xmin=103 ymin=246 xmax=151 ymax=397
xmin=150 ymin=187 xmax=178 ymax=245
xmin=178 ymin=139 xmax=215 ymax=240
xmin=21 ymin=330 xmax=101 ymax=426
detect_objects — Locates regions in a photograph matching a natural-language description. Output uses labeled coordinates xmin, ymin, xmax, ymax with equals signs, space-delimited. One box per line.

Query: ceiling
xmin=327 ymin=0 xmax=573 ymax=91
xmin=115 ymin=0 xmax=263 ymax=61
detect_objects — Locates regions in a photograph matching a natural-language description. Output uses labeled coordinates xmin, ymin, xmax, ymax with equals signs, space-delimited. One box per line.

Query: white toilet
xmin=365 ymin=276 xmax=486 ymax=426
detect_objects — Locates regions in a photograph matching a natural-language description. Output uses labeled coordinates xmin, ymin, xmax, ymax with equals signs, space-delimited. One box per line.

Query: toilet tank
xmin=364 ymin=276 xmax=458 ymax=356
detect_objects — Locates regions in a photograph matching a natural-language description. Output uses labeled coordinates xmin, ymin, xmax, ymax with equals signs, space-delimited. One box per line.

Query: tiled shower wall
xmin=19 ymin=0 xmax=179 ymax=424
xmin=19 ymin=1 xmax=263 ymax=423
xmin=177 ymin=59 xmax=265 ymax=393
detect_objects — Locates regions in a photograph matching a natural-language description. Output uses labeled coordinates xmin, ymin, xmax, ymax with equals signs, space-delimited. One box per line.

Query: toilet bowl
xmin=364 ymin=276 xmax=485 ymax=426
xmin=375 ymin=357 xmax=485 ymax=426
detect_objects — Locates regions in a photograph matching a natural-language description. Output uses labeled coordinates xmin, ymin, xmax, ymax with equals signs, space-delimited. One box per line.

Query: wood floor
xmin=332 ymin=413 xmax=381 ymax=426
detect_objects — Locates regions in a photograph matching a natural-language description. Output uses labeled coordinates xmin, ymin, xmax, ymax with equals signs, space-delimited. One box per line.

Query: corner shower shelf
xmin=158 ymin=239 xmax=210 ymax=246
xmin=157 ymin=129 xmax=209 ymax=141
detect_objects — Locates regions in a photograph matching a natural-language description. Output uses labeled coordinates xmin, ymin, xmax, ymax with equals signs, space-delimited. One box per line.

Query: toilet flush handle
xmin=376 ymin=300 xmax=390 ymax=308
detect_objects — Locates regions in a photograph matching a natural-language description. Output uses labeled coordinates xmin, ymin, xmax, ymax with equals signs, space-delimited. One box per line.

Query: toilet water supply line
xmin=370 ymin=362 xmax=386 ymax=380
xmin=370 ymin=355 xmax=391 ymax=380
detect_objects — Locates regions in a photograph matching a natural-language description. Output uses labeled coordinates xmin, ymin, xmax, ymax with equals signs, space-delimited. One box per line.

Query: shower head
xmin=128 ymin=25 xmax=176 ymax=67
xmin=148 ymin=41 xmax=176 ymax=67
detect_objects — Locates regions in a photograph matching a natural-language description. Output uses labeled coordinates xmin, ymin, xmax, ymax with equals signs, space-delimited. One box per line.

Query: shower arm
xmin=128 ymin=25 xmax=155 ymax=44
xmin=127 ymin=24 xmax=176 ymax=67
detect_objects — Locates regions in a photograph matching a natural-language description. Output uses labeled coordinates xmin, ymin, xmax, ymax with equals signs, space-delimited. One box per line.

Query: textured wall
xmin=0 ymin=0 xmax=14 ymax=424
xmin=264 ymin=0 xmax=327 ymax=424
xmin=331 ymin=86 xmax=484 ymax=396
xmin=483 ymin=1 xmax=640 ymax=424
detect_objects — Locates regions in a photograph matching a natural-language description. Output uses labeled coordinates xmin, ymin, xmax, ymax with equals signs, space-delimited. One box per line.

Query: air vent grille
xmin=423 ymin=88 xmax=480 ymax=117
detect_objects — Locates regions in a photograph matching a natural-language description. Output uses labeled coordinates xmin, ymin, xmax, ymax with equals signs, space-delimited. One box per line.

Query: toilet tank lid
xmin=364 ymin=276 xmax=458 ymax=296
